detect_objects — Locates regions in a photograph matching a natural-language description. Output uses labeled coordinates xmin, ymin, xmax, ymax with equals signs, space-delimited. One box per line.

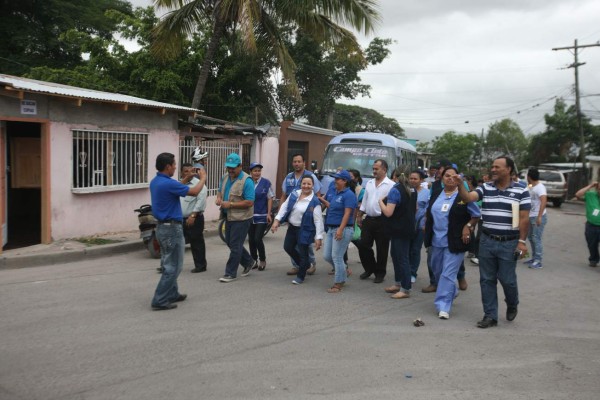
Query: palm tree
xmin=151 ymin=0 xmax=380 ymax=111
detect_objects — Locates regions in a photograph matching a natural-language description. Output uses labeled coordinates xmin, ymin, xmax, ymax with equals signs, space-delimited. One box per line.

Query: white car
xmin=520 ymin=168 xmax=569 ymax=207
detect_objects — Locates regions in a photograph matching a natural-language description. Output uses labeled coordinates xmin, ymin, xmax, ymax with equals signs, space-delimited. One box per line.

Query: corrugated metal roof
xmin=289 ymin=122 xmax=341 ymax=136
xmin=0 ymin=73 xmax=200 ymax=113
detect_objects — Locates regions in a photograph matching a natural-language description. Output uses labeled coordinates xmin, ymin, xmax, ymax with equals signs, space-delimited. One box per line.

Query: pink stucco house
xmin=0 ymin=74 xmax=202 ymax=251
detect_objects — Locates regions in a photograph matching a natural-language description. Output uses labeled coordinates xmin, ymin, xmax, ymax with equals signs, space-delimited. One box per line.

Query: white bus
xmin=319 ymin=132 xmax=418 ymax=191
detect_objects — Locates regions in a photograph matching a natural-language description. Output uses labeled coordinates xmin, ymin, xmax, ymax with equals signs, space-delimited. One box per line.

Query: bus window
xmin=321 ymin=144 xmax=395 ymax=177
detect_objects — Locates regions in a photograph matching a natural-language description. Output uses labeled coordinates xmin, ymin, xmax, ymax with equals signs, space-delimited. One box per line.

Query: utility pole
xmin=552 ymin=39 xmax=600 ymax=185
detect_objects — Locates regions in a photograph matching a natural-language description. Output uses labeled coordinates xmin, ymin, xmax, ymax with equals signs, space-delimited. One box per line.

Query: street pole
xmin=552 ymin=39 xmax=600 ymax=185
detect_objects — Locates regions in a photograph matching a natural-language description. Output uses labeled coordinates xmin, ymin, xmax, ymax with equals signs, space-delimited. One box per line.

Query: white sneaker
xmin=470 ymin=257 xmax=479 ymax=265
xmin=438 ymin=311 xmax=450 ymax=319
xmin=411 ymin=275 xmax=416 ymax=283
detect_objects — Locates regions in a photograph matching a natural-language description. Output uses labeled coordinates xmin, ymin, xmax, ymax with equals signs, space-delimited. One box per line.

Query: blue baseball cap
xmin=249 ymin=162 xmax=263 ymax=170
xmin=224 ymin=153 xmax=241 ymax=168
xmin=333 ymin=169 xmax=352 ymax=182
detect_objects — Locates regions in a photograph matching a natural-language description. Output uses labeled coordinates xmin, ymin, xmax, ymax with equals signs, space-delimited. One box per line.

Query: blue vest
xmin=253 ymin=178 xmax=271 ymax=224
xmin=283 ymin=171 xmax=312 ymax=195
xmin=280 ymin=191 xmax=321 ymax=245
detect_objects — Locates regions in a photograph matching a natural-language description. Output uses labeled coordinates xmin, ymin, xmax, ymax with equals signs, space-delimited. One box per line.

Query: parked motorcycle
xmin=134 ymin=204 xmax=160 ymax=258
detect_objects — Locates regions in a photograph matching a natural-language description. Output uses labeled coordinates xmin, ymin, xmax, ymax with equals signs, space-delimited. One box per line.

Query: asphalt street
xmin=1 ymin=202 xmax=599 ymax=400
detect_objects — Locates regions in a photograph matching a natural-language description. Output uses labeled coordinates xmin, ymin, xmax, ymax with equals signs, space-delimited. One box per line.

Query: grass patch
xmin=74 ymin=237 xmax=122 ymax=246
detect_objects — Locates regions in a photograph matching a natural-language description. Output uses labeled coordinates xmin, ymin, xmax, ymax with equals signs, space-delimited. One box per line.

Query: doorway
xmin=286 ymin=141 xmax=308 ymax=174
xmin=4 ymin=121 xmax=42 ymax=249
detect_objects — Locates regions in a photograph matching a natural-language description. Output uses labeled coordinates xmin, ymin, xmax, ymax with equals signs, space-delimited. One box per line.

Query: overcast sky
xmin=131 ymin=0 xmax=600 ymax=140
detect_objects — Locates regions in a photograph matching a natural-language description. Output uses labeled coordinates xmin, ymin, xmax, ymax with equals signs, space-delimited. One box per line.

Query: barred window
xmin=72 ymin=130 xmax=148 ymax=193
xmin=179 ymin=138 xmax=249 ymax=197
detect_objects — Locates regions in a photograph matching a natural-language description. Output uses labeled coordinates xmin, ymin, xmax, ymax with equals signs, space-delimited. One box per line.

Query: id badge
xmin=441 ymin=203 xmax=450 ymax=212
xmin=593 ymin=209 xmax=600 ymax=217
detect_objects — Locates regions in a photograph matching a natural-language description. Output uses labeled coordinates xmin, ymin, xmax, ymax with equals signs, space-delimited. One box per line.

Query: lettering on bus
xmin=332 ymin=146 xmax=389 ymax=157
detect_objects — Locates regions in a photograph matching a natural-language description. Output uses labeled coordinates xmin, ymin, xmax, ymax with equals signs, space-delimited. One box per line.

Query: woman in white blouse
xmin=272 ymin=176 xmax=324 ymax=284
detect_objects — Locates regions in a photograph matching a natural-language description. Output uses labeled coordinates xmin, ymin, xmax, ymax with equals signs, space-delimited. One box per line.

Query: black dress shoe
xmin=506 ymin=306 xmax=518 ymax=321
xmin=173 ymin=294 xmax=187 ymax=303
xmin=373 ymin=275 xmax=385 ymax=284
xmin=191 ymin=267 xmax=207 ymax=273
xmin=359 ymin=272 xmax=372 ymax=280
xmin=477 ymin=316 xmax=498 ymax=329
xmin=151 ymin=303 xmax=177 ymax=311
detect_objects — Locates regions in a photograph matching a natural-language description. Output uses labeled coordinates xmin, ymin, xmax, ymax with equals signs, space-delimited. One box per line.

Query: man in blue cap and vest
xmin=216 ymin=153 xmax=256 ymax=282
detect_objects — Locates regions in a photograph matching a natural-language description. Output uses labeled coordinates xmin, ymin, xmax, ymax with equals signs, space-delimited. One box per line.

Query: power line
xmin=552 ymin=39 xmax=600 ymax=183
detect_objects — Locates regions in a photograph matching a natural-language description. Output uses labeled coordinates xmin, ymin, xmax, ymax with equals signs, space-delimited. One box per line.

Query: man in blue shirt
xmin=150 ymin=152 xmax=205 ymax=311
xmin=216 ymin=153 xmax=256 ymax=282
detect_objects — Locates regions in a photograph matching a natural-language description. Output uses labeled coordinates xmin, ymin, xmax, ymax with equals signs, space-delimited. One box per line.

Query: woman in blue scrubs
xmin=424 ymin=166 xmax=480 ymax=319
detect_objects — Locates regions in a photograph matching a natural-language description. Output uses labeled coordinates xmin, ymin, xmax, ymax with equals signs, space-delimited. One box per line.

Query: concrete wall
xmin=49 ymin=120 xmax=179 ymax=239
xmin=0 ymin=93 xmax=182 ymax=239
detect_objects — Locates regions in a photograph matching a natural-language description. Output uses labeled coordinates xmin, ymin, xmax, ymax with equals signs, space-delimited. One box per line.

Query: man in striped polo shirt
xmin=453 ymin=156 xmax=530 ymax=328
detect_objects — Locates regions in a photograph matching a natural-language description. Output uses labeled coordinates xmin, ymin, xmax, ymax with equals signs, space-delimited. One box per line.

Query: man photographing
xmin=150 ymin=153 xmax=205 ymax=311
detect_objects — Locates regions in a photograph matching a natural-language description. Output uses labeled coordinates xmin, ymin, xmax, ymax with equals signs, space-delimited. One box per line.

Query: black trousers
xmin=248 ymin=223 xmax=268 ymax=262
xmin=357 ymin=217 xmax=390 ymax=277
xmin=183 ymin=214 xmax=206 ymax=269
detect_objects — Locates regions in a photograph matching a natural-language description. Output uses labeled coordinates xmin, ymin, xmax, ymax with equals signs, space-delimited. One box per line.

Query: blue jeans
xmin=585 ymin=222 xmax=600 ymax=264
xmin=431 ymin=246 xmax=464 ymax=313
xmin=390 ymin=237 xmax=411 ymax=292
xmin=151 ymin=223 xmax=185 ymax=307
xmin=409 ymin=229 xmax=424 ymax=278
xmin=225 ymin=218 xmax=254 ymax=277
xmin=528 ymin=214 xmax=547 ymax=262
xmin=323 ymin=227 xmax=353 ymax=283
xmin=478 ymin=234 xmax=519 ymax=321
xmin=283 ymin=225 xmax=310 ymax=281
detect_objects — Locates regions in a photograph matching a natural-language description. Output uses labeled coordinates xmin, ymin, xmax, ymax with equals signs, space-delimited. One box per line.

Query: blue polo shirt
xmin=386 ymin=185 xmax=403 ymax=206
xmin=476 ymin=181 xmax=531 ymax=235
xmin=325 ymin=187 xmax=357 ymax=226
xmin=150 ymin=172 xmax=190 ymax=221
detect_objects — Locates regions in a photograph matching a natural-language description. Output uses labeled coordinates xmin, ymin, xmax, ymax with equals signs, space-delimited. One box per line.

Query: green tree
xmin=24 ymin=6 xmax=278 ymax=123
xmin=332 ymin=104 xmax=404 ymax=137
xmin=430 ymin=131 xmax=479 ymax=172
xmin=485 ymin=119 xmax=528 ymax=166
xmin=416 ymin=142 xmax=432 ymax=152
xmin=525 ymin=98 xmax=597 ymax=165
xmin=0 ymin=0 xmax=132 ymax=75
xmin=276 ymin=34 xmax=393 ymax=128
xmin=151 ymin=0 xmax=380 ymax=110
xmin=26 ymin=7 xmax=198 ymax=105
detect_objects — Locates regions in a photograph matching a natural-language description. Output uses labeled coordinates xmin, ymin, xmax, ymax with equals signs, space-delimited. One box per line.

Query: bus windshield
xmin=321 ymin=144 xmax=395 ymax=177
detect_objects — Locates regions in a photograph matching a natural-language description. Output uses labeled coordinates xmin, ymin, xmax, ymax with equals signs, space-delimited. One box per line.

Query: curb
xmin=0 ymin=228 xmax=220 ymax=270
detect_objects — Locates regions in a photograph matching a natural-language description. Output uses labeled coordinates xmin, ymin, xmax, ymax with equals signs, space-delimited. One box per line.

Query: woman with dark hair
xmin=271 ymin=175 xmax=324 ymax=284
xmin=424 ymin=165 xmax=480 ymax=319
xmin=409 ymin=169 xmax=429 ymax=283
xmin=379 ymin=165 xmax=417 ymax=299
xmin=320 ymin=170 xmax=357 ymax=293
xmin=247 ymin=162 xmax=274 ymax=271
xmin=341 ymin=169 xmax=364 ymax=266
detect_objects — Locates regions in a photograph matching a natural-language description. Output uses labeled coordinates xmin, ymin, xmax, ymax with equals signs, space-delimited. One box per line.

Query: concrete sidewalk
xmin=0 ymin=219 xmax=222 ymax=269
